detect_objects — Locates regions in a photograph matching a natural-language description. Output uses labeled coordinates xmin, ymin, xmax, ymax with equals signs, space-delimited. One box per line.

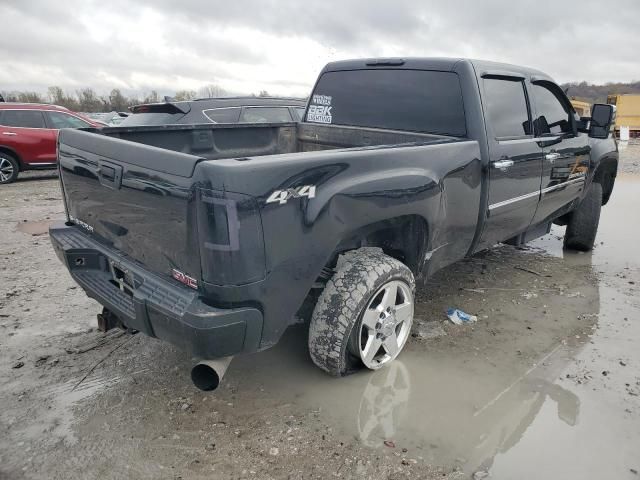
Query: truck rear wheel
xmin=563 ymin=182 xmax=602 ymax=251
xmin=308 ymin=248 xmax=415 ymax=376
xmin=0 ymin=154 xmax=19 ymax=184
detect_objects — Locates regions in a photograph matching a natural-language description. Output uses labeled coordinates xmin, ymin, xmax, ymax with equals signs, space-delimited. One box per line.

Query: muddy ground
xmin=1 ymin=143 xmax=640 ymax=480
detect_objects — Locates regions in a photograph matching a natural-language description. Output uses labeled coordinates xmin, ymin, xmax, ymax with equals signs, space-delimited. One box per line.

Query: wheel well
xmin=0 ymin=147 xmax=22 ymax=171
xmin=297 ymin=216 xmax=429 ymax=323
xmin=327 ymin=216 xmax=429 ymax=275
xmin=594 ymin=157 xmax=617 ymax=205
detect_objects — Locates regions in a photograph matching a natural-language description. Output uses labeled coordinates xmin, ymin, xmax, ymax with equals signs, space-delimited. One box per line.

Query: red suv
xmin=0 ymin=103 xmax=101 ymax=184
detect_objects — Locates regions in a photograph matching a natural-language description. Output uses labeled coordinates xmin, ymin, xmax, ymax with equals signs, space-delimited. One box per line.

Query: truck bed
xmin=93 ymin=121 xmax=454 ymax=160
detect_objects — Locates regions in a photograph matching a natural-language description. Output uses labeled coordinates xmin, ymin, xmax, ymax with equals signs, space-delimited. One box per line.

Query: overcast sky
xmin=1 ymin=0 xmax=638 ymax=97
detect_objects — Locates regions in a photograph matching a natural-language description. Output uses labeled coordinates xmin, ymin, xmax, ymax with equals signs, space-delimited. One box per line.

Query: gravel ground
xmin=1 ymin=143 xmax=639 ymax=480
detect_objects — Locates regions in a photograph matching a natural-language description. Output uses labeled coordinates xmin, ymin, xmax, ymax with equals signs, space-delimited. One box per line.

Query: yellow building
xmin=607 ymin=94 xmax=640 ymax=136
xmin=570 ymin=98 xmax=591 ymax=117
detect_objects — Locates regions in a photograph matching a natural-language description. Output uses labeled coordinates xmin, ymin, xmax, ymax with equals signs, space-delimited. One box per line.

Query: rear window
xmin=306 ymin=69 xmax=466 ymax=136
xmin=1 ymin=110 xmax=46 ymax=128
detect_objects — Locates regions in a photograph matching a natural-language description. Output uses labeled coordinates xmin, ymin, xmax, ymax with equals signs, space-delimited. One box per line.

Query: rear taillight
xmin=197 ymin=188 xmax=265 ymax=286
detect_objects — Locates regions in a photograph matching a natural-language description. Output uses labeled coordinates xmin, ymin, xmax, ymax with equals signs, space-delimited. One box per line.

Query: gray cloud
xmin=1 ymin=0 xmax=638 ymax=98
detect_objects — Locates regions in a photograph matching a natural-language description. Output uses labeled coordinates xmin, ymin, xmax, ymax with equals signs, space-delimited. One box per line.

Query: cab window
xmin=531 ymin=82 xmax=574 ymax=136
xmin=483 ymin=78 xmax=532 ymax=139
xmin=0 ymin=110 xmax=46 ymax=128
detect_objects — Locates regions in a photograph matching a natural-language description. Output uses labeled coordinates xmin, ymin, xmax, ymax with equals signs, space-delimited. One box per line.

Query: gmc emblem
xmin=171 ymin=269 xmax=198 ymax=289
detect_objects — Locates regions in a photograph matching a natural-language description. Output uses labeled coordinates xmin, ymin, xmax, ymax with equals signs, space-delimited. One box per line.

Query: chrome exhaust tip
xmin=191 ymin=356 xmax=233 ymax=391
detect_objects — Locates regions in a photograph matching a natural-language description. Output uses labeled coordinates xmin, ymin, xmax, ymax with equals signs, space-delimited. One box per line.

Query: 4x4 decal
xmin=266 ymin=185 xmax=316 ymax=205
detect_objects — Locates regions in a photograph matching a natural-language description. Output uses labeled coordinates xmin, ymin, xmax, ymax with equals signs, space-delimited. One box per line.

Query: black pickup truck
xmin=50 ymin=58 xmax=618 ymax=388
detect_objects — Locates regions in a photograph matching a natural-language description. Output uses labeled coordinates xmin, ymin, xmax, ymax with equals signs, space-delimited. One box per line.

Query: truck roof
xmin=322 ymin=57 xmax=552 ymax=82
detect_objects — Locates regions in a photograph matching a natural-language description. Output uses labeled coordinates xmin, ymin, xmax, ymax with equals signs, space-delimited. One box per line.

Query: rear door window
xmin=306 ymin=69 xmax=467 ymax=136
xmin=483 ymin=78 xmax=532 ymax=139
xmin=46 ymin=111 xmax=92 ymax=129
xmin=1 ymin=110 xmax=47 ymax=128
xmin=202 ymin=107 xmax=241 ymax=123
xmin=239 ymin=107 xmax=293 ymax=123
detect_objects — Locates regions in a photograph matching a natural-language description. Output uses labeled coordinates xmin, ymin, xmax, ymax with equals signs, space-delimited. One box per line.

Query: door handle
xmin=1 ymin=132 xmax=17 ymax=136
xmin=493 ymin=159 xmax=514 ymax=169
xmin=545 ymin=152 xmax=561 ymax=162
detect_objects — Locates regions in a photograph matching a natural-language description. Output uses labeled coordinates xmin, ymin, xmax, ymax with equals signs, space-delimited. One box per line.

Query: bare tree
xmin=76 ymin=88 xmax=102 ymax=112
xmin=47 ymin=86 xmax=78 ymax=110
xmin=109 ymin=89 xmax=129 ymax=112
xmin=143 ymin=90 xmax=160 ymax=104
xmin=16 ymin=92 xmax=45 ymax=103
xmin=198 ymin=84 xmax=227 ymax=98
xmin=173 ymin=90 xmax=197 ymax=101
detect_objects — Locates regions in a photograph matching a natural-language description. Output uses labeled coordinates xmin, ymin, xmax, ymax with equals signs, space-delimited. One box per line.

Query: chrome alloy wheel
xmin=351 ymin=280 xmax=414 ymax=369
xmin=0 ymin=157 xmax=15 ymax=183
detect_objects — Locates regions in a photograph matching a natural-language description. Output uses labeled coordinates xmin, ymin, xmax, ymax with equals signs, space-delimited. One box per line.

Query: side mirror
xmin=589 ymin=104 xmax=615 ymax=139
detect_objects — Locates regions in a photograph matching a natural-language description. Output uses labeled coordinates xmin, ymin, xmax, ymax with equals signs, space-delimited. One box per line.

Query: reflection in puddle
xmin=357 ymin=345 xmax=584 ymax=473
xmin=357 ymin=361 xmax=411 ymax=447
xmin=232 ymin=309 xmax=594 ymax=474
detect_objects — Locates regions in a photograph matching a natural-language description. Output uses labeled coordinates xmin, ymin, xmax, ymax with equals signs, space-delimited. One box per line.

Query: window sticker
xmin=307 ymin=94 xmax=333 ymax=124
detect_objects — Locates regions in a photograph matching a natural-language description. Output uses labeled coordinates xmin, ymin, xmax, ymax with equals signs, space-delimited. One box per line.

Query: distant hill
xmin=561 ymin=81 xmax=640 ymax=104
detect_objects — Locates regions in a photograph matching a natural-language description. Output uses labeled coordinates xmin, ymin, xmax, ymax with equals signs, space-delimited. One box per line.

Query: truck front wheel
xmin=563 ymin=182 xmax=602 ymax=252
xmin=308 ymin=248 xmax=415 ymax=376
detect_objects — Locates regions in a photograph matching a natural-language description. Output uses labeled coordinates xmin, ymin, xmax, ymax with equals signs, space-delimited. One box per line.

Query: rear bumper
xmin=49 ymin=222 xmax=263 ymax=359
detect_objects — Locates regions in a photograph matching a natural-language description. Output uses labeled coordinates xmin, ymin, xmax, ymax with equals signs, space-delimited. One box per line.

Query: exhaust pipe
xmin=191 ymin=356 xmax=233 ymax=391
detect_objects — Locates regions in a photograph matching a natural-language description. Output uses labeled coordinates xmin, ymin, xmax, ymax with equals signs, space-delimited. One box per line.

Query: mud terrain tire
xmin=564 ymin=182 xmax=602 ymax=251
xmin=308 ymin=248 xmax=415 ymax=376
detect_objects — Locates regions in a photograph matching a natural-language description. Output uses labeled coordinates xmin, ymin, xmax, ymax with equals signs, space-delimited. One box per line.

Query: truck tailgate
xmin=58 ymin=128 xmax=204 ymax=285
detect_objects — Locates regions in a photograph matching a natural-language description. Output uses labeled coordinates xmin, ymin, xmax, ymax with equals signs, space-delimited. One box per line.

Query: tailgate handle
xmin=98 ymin=161 xmax=123 ymax=189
